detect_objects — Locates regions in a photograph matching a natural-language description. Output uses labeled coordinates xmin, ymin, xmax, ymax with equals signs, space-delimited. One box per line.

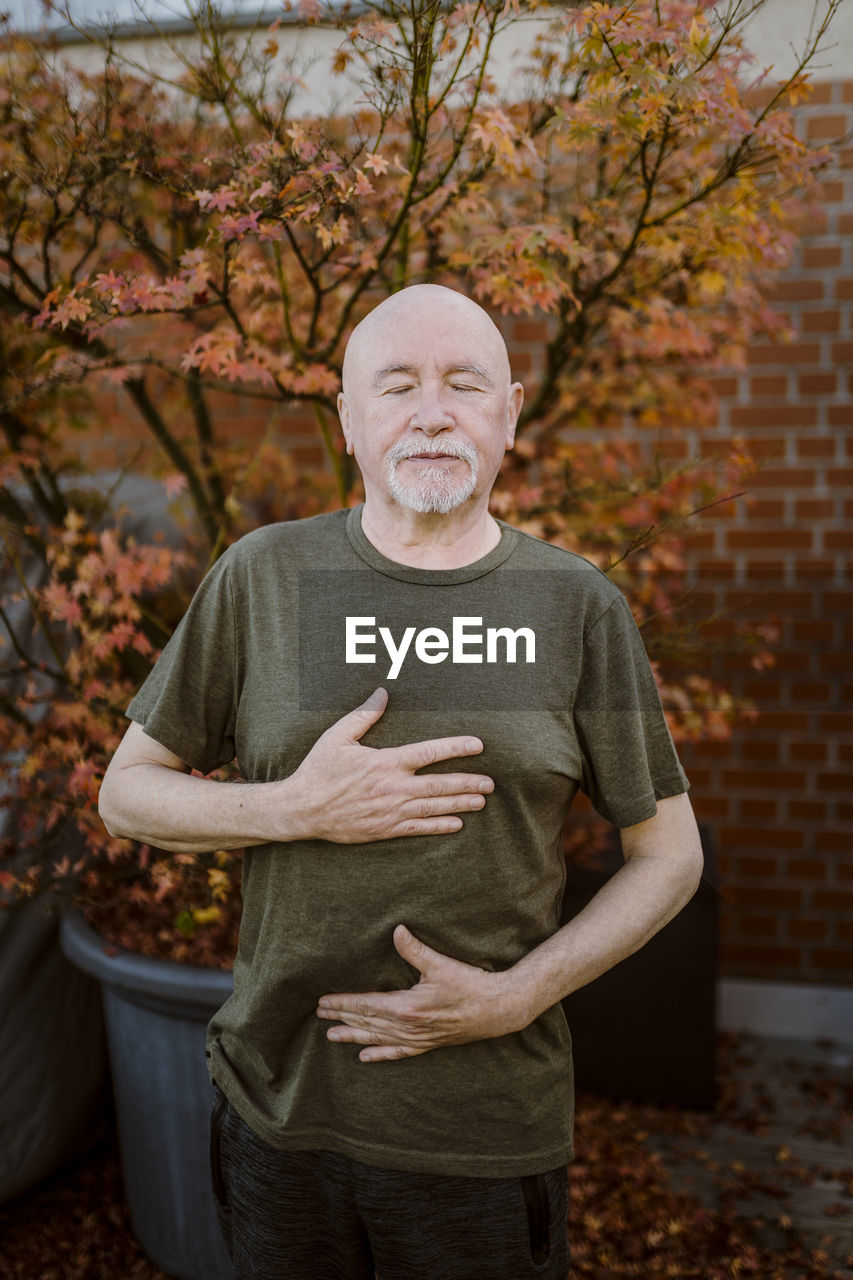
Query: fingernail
xmin=397 ymin=924 xmax=411 ymax=942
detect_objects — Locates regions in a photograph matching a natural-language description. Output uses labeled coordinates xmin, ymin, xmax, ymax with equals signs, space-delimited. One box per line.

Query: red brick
xmin=721 ymin=770 xmax=806 ymax=790
xmin=797 ymin=436 xmax=837 ymax=458
xmin=794 ymin=557 xmax=837 ymax=577
xmin=825 ymin=530 xmax=853 ymax=550
xmin=818 ymin=771 xmax=853 ymax=792
xmin=789 ymin=919 xmax=828 ymax=941
xmin=801 ymin=245 xmax=843 ymax=269
xmin=733 ymin=885 xmax=804 ymax=908
xmin=749 ymin=375 xmax=790 ymax=396
xmin=720 ymin=944 xmax=801 ymax=968
xmin=791 ymin=682 xmax=831 ymax=702
xmin=771 ymin=279 xmax=825 ymax=303
xmin=832 ymin=342 xmax=853 ymax=364
xmin=788 ymin=800 xmax=829 ymax=821
xmin=817 ymin=714 xmax=852 ymax=735
xmin=801 ymin=309 xmax=841 ymax=333
xmin=730 ymin=405 xmax=818 ymax=429
xmin=807 ymin=114 xmax=849 ymax=140
xmin=742 ymin=740 xmax=780 ymax=762
xmin=740 ymin=562 xmax=789 ymax=582
xmin=746 ymin=342 xmax=822 ymax=366
xmin=791 ymin=618 xmax=834 ymax=645
xmin=739 ymin=798 xmax=779 ymax=820
xmin=722 ymin=827 xmax=802 ymax=851
xmin=825 ymin=589 xmax=853 ymax=611
xmin=786 ymin=858 xmax=828 ymax=880
xmin=818 ymin=180 xmax=845 ymax=203
xmin=749 ymin=468 xmax=815 ymax=489
xmin=741 ymin=914 xmax=778 ymax=938
xmin=746 ymin=710 xmax=807 ymax=732
xmin=734 ymin=855 xmax=779 ymax=878
xmin=835 ymin=279 xmax=853 ymax=300
xmin=816 ymin=832 xmax=853 ymax=854
xmin=708 ymin=375 xmax=740 ymax=397
xmin=798 ymin=373 xmax=839 ymax=395
xmin=814 ymin=890 xmax=853 ymax=911
xmin=837 ymin=922 xmax=853 ymax=942
xmin=726 ymin=530 xmax=813 ymax=551
xmin=789 ymin=741 xmax=828 ymax=763
xmin=744 ymin=498 xmax=786 ymax=519
xmin=794 ymin=499 xmax=836 ymax=520
xmin=821 ymin=654 xmax=853 ymax=675
xmin=842 ymin=84 xmax=853 ymax=103
xmin=827 ymin=471 xmax=853 ymax=488
xmin=828 ymin=404 xmax=853 ymax=427
xmin=839 ymin=214 xmax=853 ymax=235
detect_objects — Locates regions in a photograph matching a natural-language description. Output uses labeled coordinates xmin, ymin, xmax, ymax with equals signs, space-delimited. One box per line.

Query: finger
xmin=359 ymin=1044 xmax=429 ymax=1063
xmin=399 ymin=792 xmax=488 ymax=820
xmin=317 ymin=992 xmax=402 ymax=1019
xmin=392 ymin=924 xmax=439 ymax=974
xmin=325 ymin=1023 xmax=389 ymax=1045
xmin=394 ymin=735 xmax=485 ymax=771
xmin=408 ymin=771 xmax=494 ymax=799
xmin=331 ymin=687 xmax=388 ymax=742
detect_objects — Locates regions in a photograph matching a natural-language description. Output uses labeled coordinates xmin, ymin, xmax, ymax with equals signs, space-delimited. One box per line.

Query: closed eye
xmin=383 ymin=385 xmax=415 ymax=395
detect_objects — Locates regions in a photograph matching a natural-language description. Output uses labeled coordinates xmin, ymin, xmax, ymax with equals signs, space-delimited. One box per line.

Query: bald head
xmin=341 ymin=285 xmax=512 ymax=398
xmin=337 ymin=283 xmax=523 ymax=522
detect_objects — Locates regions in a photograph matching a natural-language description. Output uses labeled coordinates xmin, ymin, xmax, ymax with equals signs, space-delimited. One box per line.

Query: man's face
xmin=338 ymin=291 xmax=523 ymax=516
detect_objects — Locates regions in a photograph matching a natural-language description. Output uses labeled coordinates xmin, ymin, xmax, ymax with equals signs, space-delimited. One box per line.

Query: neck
xmin=359 ymin=496 xmax=501 ymax=569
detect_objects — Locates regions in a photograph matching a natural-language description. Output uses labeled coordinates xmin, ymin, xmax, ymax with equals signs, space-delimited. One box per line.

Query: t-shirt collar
xmin=345 ymin=504 xmax=518 ymax=585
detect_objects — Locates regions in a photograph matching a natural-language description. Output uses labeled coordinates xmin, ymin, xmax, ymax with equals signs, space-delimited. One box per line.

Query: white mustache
xmin=387 ymin=440 xmax=477 ymax=465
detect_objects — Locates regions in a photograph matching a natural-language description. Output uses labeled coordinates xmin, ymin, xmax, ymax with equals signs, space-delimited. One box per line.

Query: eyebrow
xmin=372 ymin=363 xmax=495 ymax=389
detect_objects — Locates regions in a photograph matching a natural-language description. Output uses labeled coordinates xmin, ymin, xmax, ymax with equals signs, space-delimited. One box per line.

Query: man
xmin=99 ymin=284 xmax=703 ymax=1280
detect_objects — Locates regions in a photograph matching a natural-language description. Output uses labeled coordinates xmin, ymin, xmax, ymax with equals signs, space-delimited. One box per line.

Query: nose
xmin=409 ymin=385 xmax=454 ymax=434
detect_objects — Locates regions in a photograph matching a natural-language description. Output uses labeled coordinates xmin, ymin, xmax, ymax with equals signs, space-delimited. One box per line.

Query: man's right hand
xmin=283 ymin=687 xmax=494 ymax=843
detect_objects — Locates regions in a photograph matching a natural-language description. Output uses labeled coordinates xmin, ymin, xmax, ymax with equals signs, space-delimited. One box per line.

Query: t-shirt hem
xmin=209 ymin=1062 xmax=573 ymax=1178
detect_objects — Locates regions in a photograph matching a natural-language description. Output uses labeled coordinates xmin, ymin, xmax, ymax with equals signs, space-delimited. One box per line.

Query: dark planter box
xmin=560 ymin=825 xmax=718 ymax=1109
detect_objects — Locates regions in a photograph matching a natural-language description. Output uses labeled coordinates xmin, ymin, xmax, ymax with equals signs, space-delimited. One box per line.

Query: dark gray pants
xmin=210 ymin=1086 xmax=571 ymax=1280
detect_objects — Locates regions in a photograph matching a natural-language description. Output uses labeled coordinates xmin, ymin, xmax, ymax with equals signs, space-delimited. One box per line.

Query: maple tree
xmin=0 ymin=0 xmax=840 ymax=959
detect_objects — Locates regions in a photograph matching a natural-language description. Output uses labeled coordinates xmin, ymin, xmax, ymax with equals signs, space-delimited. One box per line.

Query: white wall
xmin=21 ymin=1 xmax=853 ymax=110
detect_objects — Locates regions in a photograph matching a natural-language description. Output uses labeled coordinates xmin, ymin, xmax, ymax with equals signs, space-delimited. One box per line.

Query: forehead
xmin=357 ymin=315 xmax=507 ymax=386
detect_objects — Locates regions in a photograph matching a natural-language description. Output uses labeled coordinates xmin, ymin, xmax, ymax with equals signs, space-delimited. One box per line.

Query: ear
xmin=337 ymin=392 xmax=355 ymax=456
xmin=504 ymin=381 xmax=524 ymax=451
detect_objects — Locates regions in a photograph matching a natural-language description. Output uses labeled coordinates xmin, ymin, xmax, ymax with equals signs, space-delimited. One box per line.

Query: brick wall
xmin=675 ymin=80 xmax=852 ymax=986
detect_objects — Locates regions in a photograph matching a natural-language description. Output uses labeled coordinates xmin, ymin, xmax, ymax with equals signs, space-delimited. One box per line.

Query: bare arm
xmin=316 ymin=792 xmax=704 ymax=1061
xmin=98 ymin=687 xmax=494 ymax=853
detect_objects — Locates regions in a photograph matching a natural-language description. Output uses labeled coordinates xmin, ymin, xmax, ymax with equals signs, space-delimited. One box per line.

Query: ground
xmin=0 ymin=1033 xmax=850 ymax=1280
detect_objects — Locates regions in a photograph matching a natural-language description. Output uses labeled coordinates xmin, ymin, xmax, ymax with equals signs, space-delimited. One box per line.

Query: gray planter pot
xmin=60 ymin=909 xmax=234 ymax=1280
xmin=0 ymin=902 xmax=108 ymax=1203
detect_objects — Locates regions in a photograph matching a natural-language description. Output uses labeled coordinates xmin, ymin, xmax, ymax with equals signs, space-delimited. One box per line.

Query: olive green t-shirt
xmin=127 ymin=506 xmax=688 ymax=1177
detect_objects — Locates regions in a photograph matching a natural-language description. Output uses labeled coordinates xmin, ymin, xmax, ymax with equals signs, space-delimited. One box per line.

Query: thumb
xmin=393 ymin=924 xmax=437 ymax=974
xmin=336 ymin=687 xmax=388 ymax=741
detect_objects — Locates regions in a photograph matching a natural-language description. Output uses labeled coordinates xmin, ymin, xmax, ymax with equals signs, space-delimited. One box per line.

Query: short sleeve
xmin=573 ymin=594 xmax=689 ymax=828
xmin=126 ymin=550 xmax=237 ymax=775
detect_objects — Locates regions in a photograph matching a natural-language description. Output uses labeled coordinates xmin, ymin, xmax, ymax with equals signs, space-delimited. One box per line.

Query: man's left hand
xmin=316 ymin=925 xmax=526 ymax=1062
